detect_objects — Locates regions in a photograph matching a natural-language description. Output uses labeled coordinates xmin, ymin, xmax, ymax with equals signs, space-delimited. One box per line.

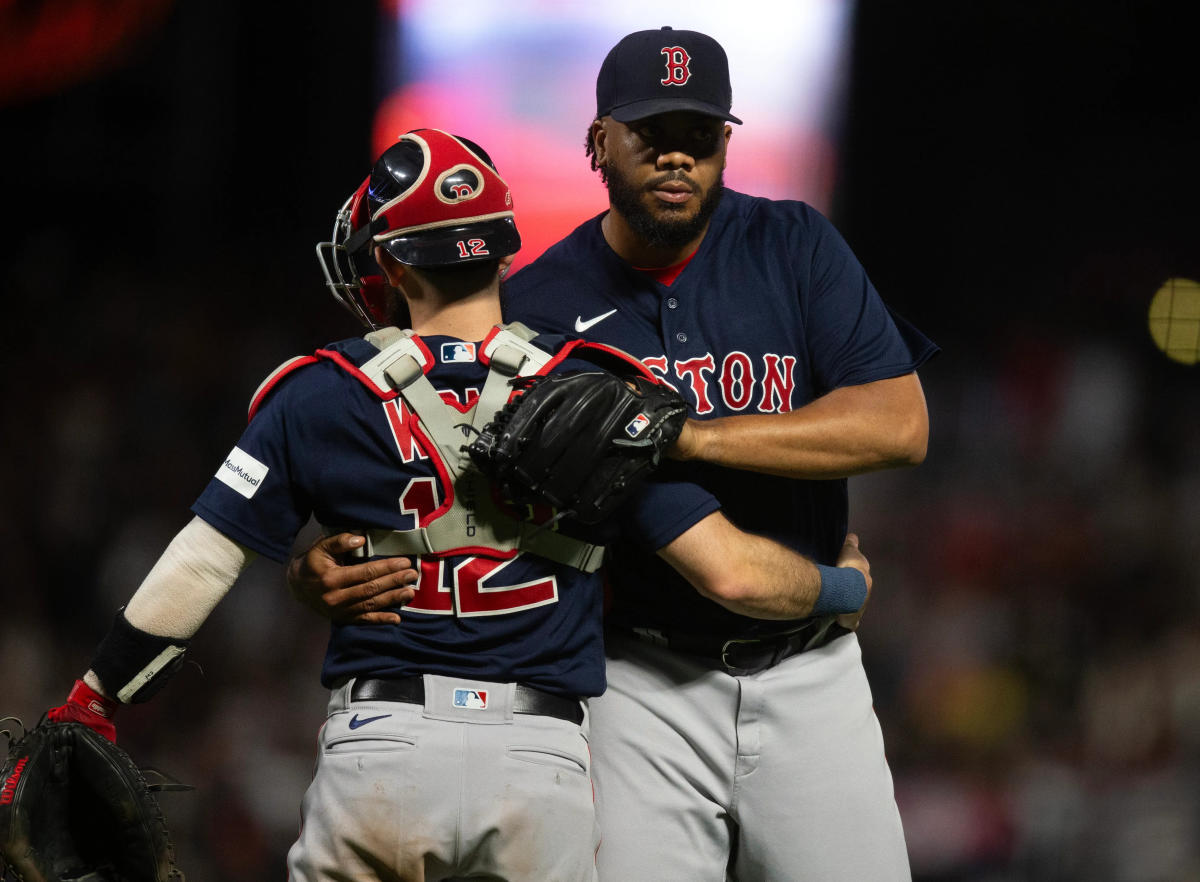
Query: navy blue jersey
xmin=192 ymin=330 xmax=718 ymax=696
xmin=503 ymin=189 xmax=939 ymax=638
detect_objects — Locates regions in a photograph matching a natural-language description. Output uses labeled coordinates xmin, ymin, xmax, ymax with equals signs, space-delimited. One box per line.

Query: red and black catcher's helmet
xmin=317 ymin=128 xmax=521 ymax=328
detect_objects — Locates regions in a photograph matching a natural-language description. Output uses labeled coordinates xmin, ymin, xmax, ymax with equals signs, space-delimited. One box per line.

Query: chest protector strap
xmin=339 ymin=323 xmax=605 ymax=574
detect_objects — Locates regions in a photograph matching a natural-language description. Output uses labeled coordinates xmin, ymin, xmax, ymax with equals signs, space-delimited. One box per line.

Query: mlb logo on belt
xmin=441 ymin=342 xmax=477 ymax=363
xmin=453 ymin=688 xmax=488 ymax=709
xmin=625 ymin=413 xmax=650 ymax=438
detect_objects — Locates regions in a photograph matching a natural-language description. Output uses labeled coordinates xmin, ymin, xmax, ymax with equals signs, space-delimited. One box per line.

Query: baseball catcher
xmin=0 ymin=710 xmax=185 ymax=882
xmin=467 ymin=363 xmax=689 ymax=524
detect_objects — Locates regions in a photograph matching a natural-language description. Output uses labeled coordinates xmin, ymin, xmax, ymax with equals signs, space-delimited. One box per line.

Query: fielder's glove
xmin=467 ymin=370 xmax=688 ymax=524
xmin=0 ymin=717 xmax=186 ymax=882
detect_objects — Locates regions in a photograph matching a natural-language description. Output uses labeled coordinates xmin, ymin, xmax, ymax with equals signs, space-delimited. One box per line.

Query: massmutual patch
xmin=216 ymin=446 xmax=269 ymax=499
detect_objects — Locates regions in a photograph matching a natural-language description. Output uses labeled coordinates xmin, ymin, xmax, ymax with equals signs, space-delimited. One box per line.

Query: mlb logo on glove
xmin=625 ymin=413 xmax=650 ymax=438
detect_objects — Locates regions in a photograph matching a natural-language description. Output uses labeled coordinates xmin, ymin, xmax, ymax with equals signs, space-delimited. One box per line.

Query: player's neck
xmin=407 ymin=284 xmax=503 ymax=341
xmin=601 ymin=209 xmax=710 ymax=269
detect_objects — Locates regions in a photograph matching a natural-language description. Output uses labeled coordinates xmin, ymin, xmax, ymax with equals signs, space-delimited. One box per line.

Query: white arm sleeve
xmin=122 ymin=515 xmax=258 ymax=638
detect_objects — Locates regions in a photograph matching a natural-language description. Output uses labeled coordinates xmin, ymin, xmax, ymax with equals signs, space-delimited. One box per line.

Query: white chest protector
xmin=331 ymin=322 xmax=605 ymax=573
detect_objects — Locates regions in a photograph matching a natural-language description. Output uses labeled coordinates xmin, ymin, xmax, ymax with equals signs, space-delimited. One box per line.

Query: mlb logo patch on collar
xmin=452 ymin=688 xmax=488 ymax=709
xmin=441 ymin=341 xmax=477 ymax=363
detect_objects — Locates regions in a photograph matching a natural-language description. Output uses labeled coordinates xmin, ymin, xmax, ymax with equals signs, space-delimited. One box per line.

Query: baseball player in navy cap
xmin=293 ymin=25 xmax=938 ymax=880
xmin=39 ymin=119 xmax=883 ymax=882
xmin=513 ymin=27 xmax=936 ymax=880
xmin=594 ymin=25 xmax=742 ymax=124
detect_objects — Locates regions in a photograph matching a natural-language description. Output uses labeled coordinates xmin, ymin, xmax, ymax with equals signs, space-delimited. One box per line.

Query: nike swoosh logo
xmin=574 ymin=309 xmax=617 ymax=333
xmin=348 ymin=713 xmax=392 ymax=730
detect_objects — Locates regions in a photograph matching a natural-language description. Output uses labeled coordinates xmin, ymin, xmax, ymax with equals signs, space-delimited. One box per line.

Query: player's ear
xmin=590 ymin=118 xmax=608 ymax=165
xmin=499 ymin=254 xmax=515 ymax=280
xmin=374 ymin=246 xmax=408 ymax=287
xmin=722 ymin=124 xmax=732 ymax=169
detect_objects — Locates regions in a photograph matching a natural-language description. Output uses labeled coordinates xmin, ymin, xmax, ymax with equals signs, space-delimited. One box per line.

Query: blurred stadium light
xmin=1148 ymin=277 xmax=1200 ymax=365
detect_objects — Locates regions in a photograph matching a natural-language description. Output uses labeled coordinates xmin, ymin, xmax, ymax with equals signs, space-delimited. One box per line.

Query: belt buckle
xmin=719 ymin=636 xmax=778 ymax=676
xmin=720 ymin=619 xmax=828 ymax=676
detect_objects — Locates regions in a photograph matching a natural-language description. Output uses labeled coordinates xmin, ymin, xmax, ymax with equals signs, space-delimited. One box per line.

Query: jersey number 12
xmin=398 ymin=477 xmax=558 ymax=616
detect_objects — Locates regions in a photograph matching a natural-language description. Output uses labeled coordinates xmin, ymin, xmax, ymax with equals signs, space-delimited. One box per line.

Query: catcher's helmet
xmin=317 ymin=128 xmax=521 ymax=328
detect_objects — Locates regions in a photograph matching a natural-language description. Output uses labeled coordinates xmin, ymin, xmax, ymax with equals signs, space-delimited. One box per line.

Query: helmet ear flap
xmin=359 ymin=273 xmax=390 ymax=326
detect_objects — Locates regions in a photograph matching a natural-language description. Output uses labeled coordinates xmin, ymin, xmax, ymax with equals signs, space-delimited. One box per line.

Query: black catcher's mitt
xmin=0 ymin=718 xmax=185 ymax=882
xmin=467 ymin=370 xmax=688 ymax=524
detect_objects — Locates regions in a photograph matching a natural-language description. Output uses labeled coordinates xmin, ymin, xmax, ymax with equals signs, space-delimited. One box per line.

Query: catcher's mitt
xmin=467 ymin=369 xmax=688 ymax=524
xmin=0 ymin=718 xmax=185 ymax=882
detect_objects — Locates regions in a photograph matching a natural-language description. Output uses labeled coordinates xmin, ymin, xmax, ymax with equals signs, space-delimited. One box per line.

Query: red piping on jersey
xmin=409 ymin=416 xmax=455 ymax=526
xmin=575 ymin=341 xmax=659 ymax=381
xmin=247 ymin=355 xmax=319 ymax=422
xmin=538 ymin=337 xmax=587 ymax=375
xmin=314 ymin=349 xmax=398 ymax=400
xmin=407 ymin=334 xmax=437 ymax=371
xmin=479 ymin=330 xmax=657 ymax=385
xmin=477 ymin=325 xmax=504 ymax=364
xmin=537 ymin=338 xmax=656 ymax=382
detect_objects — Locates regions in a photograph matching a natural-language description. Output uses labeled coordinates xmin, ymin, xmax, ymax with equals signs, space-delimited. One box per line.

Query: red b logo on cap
xmin=660 ymin=46 xmax=691 ymax=86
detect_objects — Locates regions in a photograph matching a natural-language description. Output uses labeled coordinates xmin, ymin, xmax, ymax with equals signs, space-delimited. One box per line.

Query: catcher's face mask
xmin=316 ymin=178 xmax=390 ymax=329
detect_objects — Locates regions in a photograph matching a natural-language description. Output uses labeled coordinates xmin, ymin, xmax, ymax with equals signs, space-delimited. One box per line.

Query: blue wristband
xmin=812 ymin=565 xmax=868 ymax=616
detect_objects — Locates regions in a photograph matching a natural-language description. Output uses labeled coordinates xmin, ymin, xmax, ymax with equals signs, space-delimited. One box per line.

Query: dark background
xmin=2 ymin=2 xmax=1198 ymax=879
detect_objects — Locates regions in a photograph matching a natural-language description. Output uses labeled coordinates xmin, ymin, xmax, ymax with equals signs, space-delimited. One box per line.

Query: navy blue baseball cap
xmin=596 ymin=26 xmax=742 ymax=125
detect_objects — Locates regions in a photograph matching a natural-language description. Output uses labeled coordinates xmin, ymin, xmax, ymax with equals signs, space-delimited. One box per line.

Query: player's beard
xmin=606 ymin=165 xmax=724 ymax=251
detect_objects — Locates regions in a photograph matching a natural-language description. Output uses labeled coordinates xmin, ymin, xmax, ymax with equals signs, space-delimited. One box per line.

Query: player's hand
xmin=287 ymin=533 xmax=418 ymax=625
xmin=834 ymin=532 xmax=872 ymax=631
xmin=46 ymin=679 xmax=119 ymax=742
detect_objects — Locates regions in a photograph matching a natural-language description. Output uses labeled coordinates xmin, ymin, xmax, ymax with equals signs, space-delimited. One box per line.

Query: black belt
xmin=621 ymin=618 xmax=850 ymax=676
xmin=350 ymin=677 xmax=584 ymax=725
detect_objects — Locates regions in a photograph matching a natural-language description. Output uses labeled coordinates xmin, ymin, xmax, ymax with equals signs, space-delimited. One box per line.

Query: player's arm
xmin=657 ymin=511 xmax=871 ymax=624
xmin=282 ymin=520 xmax=874 ymax=628
xmin=49 ymin=516 xmax=255 ymax=740
xmin=670 ymin=371 xmax=929 ymax=479
xmin=78 ymin=523 xmax=418 ymax=703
